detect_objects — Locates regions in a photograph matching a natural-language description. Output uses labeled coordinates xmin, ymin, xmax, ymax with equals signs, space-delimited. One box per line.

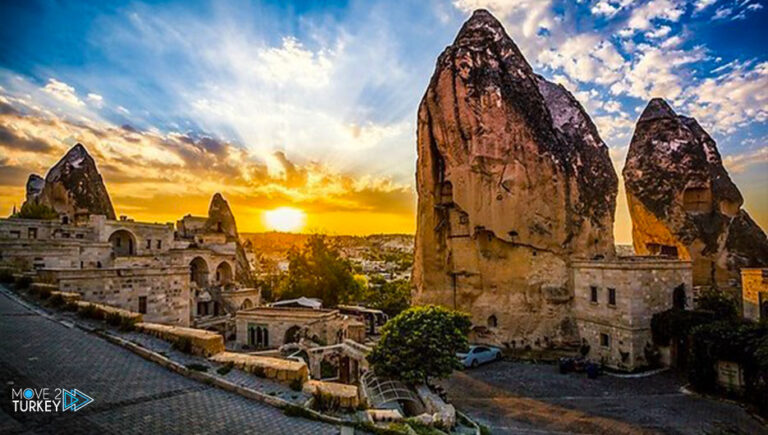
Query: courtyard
xmin=439 ymin=360 xmax=767 ymax=434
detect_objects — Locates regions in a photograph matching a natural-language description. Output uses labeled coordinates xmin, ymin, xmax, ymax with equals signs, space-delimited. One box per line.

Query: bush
xmin=119 ymin=316 xmax=137 ymax=331
xmin=216 ymin=362 xmax=234 ymax=376
xmin=11 ymin=203 xmax=58 ymax=220
xmin=697 ymin=288 xmax=739 ymax=321
xmin=77 ymin=304 xmax=104 ymax=321
xmin=651 ymin=309 xmax=712 ymax=346
xmin=36 ymin=286 xmax=52 ymax=300
xmin=105 ymin=312 xmax=122 ymax=327
xmin=252 ymin=366 xmax=266 ymax=378
xmin=48 ymin=293 xmax=66 ymax=308
xmin=172 ymin=337 xmax=193 ymax=354
xmin=63 ymin=301 xmax=79 ymax=312
xmin=186 ymin=363 xmax=209 ymax=372
xmin=14 ymin=276 xmax=33 ymax=290
xmin=312 ymin=391 xmax=341 ymax=413
xmin=289 ymin=377 xmax=303 ymax=392
xmin=0 ymin=270 xmax=14 ymax=283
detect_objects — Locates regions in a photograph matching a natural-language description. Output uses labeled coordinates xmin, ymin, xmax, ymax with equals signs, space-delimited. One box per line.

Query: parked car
xmin=457 ymin=345 xmax=502 ymax=368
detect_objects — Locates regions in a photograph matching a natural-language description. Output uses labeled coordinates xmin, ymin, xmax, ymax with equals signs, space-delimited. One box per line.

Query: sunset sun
xmin=263 ymin=207 xmax=306 ymax=232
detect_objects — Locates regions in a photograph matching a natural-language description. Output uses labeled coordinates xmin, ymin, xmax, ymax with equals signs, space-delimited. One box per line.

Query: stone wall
xmin=572 ymin=257 xmax=692 ymax=370
xmin=40 ymin=267 xmax=190 ymax=326
xmin=235 ymin=308 xmax=366 ymax=348
xmin=741 ymin=268 xmax=768 ymax=321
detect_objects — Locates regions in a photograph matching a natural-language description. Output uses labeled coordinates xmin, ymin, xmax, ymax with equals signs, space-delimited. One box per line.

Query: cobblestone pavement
xmin=0 ymin=290 xmax=338 ymax=434
xmin=439 ymin=360 xmax=768 ymax=434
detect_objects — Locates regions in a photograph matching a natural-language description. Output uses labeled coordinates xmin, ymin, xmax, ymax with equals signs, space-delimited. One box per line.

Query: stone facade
xmin=741 ymin=268 xmax=768 ymax=321
xmin=39 ymin=267 xmax=190 ymax=326
xmin=235 ymin=307 xmax=366 ymax=349
xmin=572 ymin=257 xmax=692 ymax=370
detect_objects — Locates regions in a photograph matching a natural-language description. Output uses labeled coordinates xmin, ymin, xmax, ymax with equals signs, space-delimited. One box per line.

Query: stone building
xmin=235 ymin=307 xmax=366 ymax=349
xmin=571 ymin=257 xmax=692 ymax=370
xmin=741 ymin=268 xmax=768 ymax=321
xmin=0 ymin=144 xmax=255 ymax=328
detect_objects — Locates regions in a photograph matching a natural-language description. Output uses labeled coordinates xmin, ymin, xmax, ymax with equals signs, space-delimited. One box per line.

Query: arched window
xmin=215 ymin=262 xmax=233 ymax=286
xmin=108 ymin=230 xmax=136 ymax=256
xmin=189 ymin=257 xmax=209 ymax=288
xmin=487 ymin=315 xmax=498 ymax=328
xmin=241 ymin=299 xmax=253 ymax=310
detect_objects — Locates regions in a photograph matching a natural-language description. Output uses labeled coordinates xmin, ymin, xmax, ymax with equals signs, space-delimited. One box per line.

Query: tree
xmin=11 ymin=203 xmax=58 ymax=220
xmin=367 ymin=305 xmax=471 ymax=384
xmin=277 ymin=234 xmax=363 ymax=306
xmin=365 ymin=277 xmax=411 ymax=317
xmin=696 ymin=287 xmax=739 ymax=320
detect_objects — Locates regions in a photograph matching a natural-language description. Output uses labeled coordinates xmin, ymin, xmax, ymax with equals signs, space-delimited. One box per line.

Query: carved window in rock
xmin=590 ymin=286 xmax=598 ymax=303
xmin=487 ymin=315 xmax=498 ymax=328
xmin=189 ymin=257 xmax=209 ymax=288
xmin=600 ymin=333 xmax=610 ymax=348
xmin=607 ymin=288 xmax=616 ymax=306
xmin=683 ymin=187 xmax=712 ymax=213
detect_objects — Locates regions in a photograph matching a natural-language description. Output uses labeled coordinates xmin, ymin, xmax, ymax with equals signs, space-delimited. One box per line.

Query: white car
xmin=457 ymin=345 xmax=502 ymax=368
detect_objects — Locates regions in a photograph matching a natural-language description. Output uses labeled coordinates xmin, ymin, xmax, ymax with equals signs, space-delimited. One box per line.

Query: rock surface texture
xmin=205 ymin=193 xmax=253 ymax=285
xmin=23 ymin=144 xmax=116 ymax=220
xmin=412 ymin=10 xmax=617 ymax=346
xmin=623 ymin=98 xmax=768 ymax=289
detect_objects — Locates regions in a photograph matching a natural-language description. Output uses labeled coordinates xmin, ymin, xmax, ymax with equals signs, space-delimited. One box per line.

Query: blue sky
xmin=0 ymin=0 xmax=766 ymax=239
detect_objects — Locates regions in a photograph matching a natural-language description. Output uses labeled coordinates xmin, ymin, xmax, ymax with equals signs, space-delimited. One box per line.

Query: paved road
xmin=439 ymin=360 xmax=768 ymax=434
xmin=0 ymin=289 xmax=339 ymax=434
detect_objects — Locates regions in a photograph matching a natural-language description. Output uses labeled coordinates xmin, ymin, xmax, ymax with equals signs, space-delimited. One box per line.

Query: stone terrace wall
xmin=40 ymin=266 xmax=191 ymax=326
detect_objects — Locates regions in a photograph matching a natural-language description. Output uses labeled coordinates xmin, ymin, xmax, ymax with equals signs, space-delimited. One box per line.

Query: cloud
xmin=621 ymin=0 xmax=685 ymax=35
xmin=694 ymin=0 xmax=719 ymax=11
xmin=0 ymin=123 xmax=54 ymax=153
xmin=41 ymin=79 xmax=84 ymax=107
xmin=87 ymin=93 xmax=103 ymax=108
xmin=723 ymin=146 xmax=768 ymax=173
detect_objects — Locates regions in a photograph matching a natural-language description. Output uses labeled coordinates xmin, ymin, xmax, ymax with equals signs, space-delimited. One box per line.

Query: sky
xmin=0 ymin=0 xmax=765 ymax=242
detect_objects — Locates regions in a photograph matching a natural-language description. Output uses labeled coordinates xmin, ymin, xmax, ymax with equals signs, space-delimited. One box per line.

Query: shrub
xmin=78 ymin=304 xmax=104 ymax=321
xmin=14 ymin=276 xmax=33 ymax=290
xmin=651 ymin=309 xmax=712 ymax=346
xmin=405 ymin=418 xmax=444 ymax=435
xmin=289 ymin=377 xmax=303 ymax=392
xmin=216 ymin=362 xmax=234 ymax=376
xmin=119 ymin=315 xmax=137 ymax=332
xmin=697 ymin=288 xmax=739 ymax=321
xmin=36 ymin=286 xmax=52 ymax=300
xmin=63 ymin=301 xmax=79 ymax=312
xmin=0 ymin=270 xmax=14 ymax=283
xmin=11 ymin=203 xmax=58 ymax=220
xmin=312 ymin=391 xmax=341 ymax=413
xmin=186 ymin=363 xmax=209 ymax=372
xmin=48 ymin=293 xmax=66 ymax=308
xmin=172 ymin=337 xmax=193 ymax=354
xmin=252 ymin=366 xmax=266 ymax=378
xmin=105 ymin=312 xmax=123 ymax=327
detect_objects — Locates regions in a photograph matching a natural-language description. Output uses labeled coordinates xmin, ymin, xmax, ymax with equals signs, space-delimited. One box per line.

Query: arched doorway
xmin=241 ymin=298 xmax=254 ymax=310
xmin=284 ymin=325 xmax=302 ymax=345
xmin=487 ymin=314 xmax=498 ymax=328
xmin=109 ymin=230 xmax=136 ymax=256
xmin=190 ymin=257 xmax=209 ymax=288
xmin=215 ymin=261 xmax=233 ymax=286
xmin=673 ymin=284 xmax=686 ymax=310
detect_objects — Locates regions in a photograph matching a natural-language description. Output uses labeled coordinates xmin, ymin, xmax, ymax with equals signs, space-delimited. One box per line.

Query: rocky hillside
xmin=23 ymin=143 xmax=116 ymax=220
xmin=623 ymin=98 xmax=768 ymax=288
xmin=412 ymin=9 xmax=617 ymax=346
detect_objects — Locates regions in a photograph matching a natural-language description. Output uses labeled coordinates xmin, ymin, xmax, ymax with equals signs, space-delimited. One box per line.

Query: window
xmin=10 ymin=230 xmax=20 ymax=239
xmin=156 ymin=240 xmax=162 ymax=249
xmin=146 ymin=239 xmax=152 ymax=249
xmin=138 ymin=296 xmax=147 ymax=314
xmin=600 ymin=333 xmax=610 ymax=347
xmin=590 ymin=286 xmax=598 ymax=303
xmin=608 ymin=288 xmax=616 ymax=306
xmin=28 ymin=228 xmax=37 ymax=239
xmin=487 ymin=314 xmax=498 ymax=328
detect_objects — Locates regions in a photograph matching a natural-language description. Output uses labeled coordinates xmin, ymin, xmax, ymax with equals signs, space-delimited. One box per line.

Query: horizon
xmin=1 ymin=1 xmax=766 ymax=240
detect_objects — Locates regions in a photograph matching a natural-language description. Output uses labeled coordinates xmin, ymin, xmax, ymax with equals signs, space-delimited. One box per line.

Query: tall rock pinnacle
xmin=623 ymin=98 xmax=768 ymax=289
xmin=412 ymin=9 xmax=617 ymax=346
xmin=23 ymin=143 xmax=116 ymax=220
xmin=205 ymin=193 xmax=253 ymax=286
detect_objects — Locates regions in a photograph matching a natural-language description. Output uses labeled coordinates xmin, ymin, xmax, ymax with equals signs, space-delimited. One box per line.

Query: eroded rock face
xmin=412 ymin=10 xmax=617 ymax=347
xmin=24 ymin=144 xmax=116 ymax=219
xmin=205 ymin=193 xmax=253 ymax=285
xmin=623 ymin=98 xmax=768 ymax=288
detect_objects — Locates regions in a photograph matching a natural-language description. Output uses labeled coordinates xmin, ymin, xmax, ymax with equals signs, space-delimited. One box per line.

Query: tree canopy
xmin=367 ymin=305 xmax=471 ymax=384
xmin=276 ymin=234 xmax=363 ymax=307
xmin=364 ymin=277 xmax=411 ymax=317
xmin=11 ymin=203 xmax=58 ymax=220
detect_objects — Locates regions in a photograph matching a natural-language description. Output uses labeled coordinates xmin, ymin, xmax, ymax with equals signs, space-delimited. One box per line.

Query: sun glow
xmin=263 ymin=207 xmax=306 ymax=232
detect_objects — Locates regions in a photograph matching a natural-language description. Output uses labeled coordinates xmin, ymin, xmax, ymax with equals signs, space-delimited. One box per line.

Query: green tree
xmin=365 ymin=277 xmax=411 ymax=317
xmin=277 ymin=234 xmax=363 ymax=307
xmin=11 ymin=203 xmax=58 ymax=220
xmin=367 ymin=305 xmax=471 ymax=384
xmin=696 ymin=287 xmax=739 ymax=320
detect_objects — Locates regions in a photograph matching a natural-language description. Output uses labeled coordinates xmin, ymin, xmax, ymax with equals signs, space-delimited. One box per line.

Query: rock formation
xmin=412 ymin=10 xmax=617 ymax=347
xmin=23 ymin=144 xmax=116 ymax=220
xmin=205 ymin=193 xmax=253 ymax=285
xmin=623 ymin=98 xmax=768 ymax=289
